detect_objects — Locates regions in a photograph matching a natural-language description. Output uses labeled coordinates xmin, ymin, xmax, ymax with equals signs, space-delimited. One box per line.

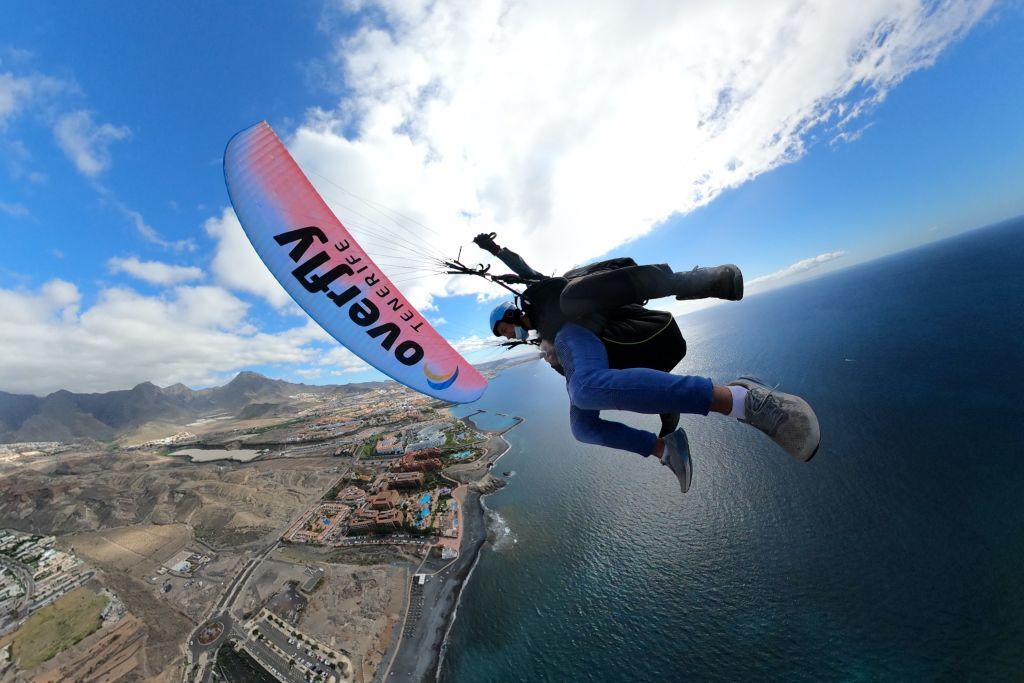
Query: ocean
xmin=440 ymin=218 xmax=1024 ymax=682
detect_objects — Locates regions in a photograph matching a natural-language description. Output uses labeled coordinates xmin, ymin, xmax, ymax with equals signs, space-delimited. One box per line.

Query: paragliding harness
xmin=444 ymin=256 xmax=686 ymax=373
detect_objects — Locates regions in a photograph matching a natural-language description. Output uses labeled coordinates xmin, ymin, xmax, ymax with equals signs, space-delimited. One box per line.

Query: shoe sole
xmin=670 ymin=430 xmax=692 ymax=493
xmin=805 ymin=438 xmax=821 ymax=462
xmin=727 ymin=264 xmax=744 ymax=301
xmin=671 ymin=452 xmax=692 ymax=493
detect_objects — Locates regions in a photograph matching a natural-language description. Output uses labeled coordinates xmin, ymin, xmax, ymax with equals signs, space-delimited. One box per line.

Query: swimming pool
xmin=419 ymin=493 xmax=431 ymax=505
xmin=450 ymin=451 xmax=472 ymax=460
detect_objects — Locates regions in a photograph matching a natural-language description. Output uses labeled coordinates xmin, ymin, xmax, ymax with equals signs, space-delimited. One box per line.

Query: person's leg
xmin=658 ymin=413 xmax=680 ymax=438
xmin=555 ymin=323 xmax=714 ymax=415
xmin=560 ymin=265 xmax=675 ymax=318
xmin=570 ymin=405 xmax=657 ymax=457
xmin=560 ymin=264 xmax=743 ymax=318
xmin=556 ymin=324 xmax=821 ymax=464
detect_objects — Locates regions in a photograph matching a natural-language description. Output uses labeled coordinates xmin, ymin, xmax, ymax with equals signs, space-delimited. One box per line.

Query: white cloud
xmin=2 ymin=48 xmax=34 ymax=63
xmin=53 ymin=110 xmax=130 ymax=177
xmin=451 ymin=335 xmax=495 ymax=354
xmin=0 ymin=201 xmax=28 ymax=217
xmin=746 ymin=250 xmax=849 ymax=288
xmin=204 ymin=207 xmax=296 ymax=310
xmin=108 ymin=197 xmax=196 ymax=252
xmin=0 ymin=73 xmax=34 ymax=127
xmin=0 ymin=71 xmax=66 ymax=129
xmin=108 ymin=256 xmax=204 ymax=286
xmin=290 ymin=0 xmax=990 ymax=309
xmin=0 ymin=279 xmax=338 ymax=395
xmin=318 ymin=346 xmax=372 ymax=374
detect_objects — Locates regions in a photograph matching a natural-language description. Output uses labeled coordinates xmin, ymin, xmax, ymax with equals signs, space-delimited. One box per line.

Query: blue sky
xmin=1 ymin=1 xmax=1022 ymax=395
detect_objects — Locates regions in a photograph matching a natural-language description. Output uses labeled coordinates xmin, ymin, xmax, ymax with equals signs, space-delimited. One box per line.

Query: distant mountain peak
xmin=160 ymin=382 xmax=193 ymax=398
xmin=227 ymin=370 xmax=271 ymax=386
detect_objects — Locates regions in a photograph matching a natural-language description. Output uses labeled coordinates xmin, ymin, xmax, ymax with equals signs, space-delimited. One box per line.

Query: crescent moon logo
xmin=423 ymin=363 xmax=460 ymax=390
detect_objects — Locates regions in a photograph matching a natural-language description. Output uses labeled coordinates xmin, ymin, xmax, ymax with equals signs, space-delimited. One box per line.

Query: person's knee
xmin=570 ymin=417 xmax=600 ymax=445
xmin=567 ymin=370 xmax=608 ymax=411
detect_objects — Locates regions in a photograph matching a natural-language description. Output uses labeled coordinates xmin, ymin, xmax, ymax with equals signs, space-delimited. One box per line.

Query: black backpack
xmin=522 ymin=258 xmax=686 ymax=373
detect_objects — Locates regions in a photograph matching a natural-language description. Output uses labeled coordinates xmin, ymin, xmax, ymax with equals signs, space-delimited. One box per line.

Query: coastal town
xmin=0 ymin=363 xmax=528 ymax=682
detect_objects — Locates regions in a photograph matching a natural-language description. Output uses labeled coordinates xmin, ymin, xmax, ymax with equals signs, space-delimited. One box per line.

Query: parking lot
xmin=255 ymin=614 xmax=346 ymax=682
xmin=332 ymin=535 xmax=429 ymax=548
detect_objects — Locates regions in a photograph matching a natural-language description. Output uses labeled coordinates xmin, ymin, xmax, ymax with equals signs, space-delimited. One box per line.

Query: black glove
xmin=492 ymin=274 xmax=528 ymax=285
xmin=473 ymin=232 xmax=501 ymax=255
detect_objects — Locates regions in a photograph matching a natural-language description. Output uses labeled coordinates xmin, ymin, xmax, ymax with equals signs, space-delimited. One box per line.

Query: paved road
xmin=188 ymin=539 xmax=279 ymax=683
xmin=0 ymin=554 xmax=34 ymax=617
xmin=218 ymin=540 xmax=278 ymax=615
xmin=188 ymin=615 xmax=233 ymax=660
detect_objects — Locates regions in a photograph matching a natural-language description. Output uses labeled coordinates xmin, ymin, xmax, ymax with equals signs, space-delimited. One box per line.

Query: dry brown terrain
xmin=272 ymin=544 xmax=417 ymax=682
xmin=298 ymin=564 xmax=405 ymax=683
xmin=0 ymin=448 xmax=347 ymax=681
xmin=66 ymin=524 xmax=191 ymax=574
xmin=0 ymin=451 xmax=341 ymax=540
xmin=31 ymin=614 xmax=146 ymax=683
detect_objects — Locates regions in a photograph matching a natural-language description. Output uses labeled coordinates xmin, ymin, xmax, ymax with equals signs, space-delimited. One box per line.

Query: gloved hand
xmin=473 ymin=232 xmax=501 ymax=255
xmin=492 ymin=273 xmax=528 ymax=284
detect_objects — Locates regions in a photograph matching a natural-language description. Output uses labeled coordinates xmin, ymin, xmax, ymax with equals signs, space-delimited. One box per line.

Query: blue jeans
xmin=555 ymin=323 xmax=714 ymax=456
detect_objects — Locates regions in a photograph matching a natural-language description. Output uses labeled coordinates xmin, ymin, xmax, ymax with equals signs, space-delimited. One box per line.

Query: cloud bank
xmin=290 ymin=0 xmax=991 ymax=307
xmin=107 ymin=256 xmax=204 ymax=286
xmin=747 ymin=250 xmax=849 ymax=288
xmin=0 ymin=279 xmax=362 ymax=395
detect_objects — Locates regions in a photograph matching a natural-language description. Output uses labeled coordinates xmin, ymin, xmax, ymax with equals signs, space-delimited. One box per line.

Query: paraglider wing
xmin=223 ymin=121 xmax=486 ymax=403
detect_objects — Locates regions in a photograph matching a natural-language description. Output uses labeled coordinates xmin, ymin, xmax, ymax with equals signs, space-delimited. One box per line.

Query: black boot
xmin=673 ymin=264 xmax=743 ymax=301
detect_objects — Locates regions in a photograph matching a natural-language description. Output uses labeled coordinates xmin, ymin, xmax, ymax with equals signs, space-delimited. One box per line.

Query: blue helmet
xmin=489 ymin=301 xmax=518 ymax=335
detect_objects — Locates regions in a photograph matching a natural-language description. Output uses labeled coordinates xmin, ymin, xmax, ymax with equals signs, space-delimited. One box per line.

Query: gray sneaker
xmin=728 ymin=376 xmax=820 ymax=462
xmin=660 ymin=428 xmax=692 ymax=493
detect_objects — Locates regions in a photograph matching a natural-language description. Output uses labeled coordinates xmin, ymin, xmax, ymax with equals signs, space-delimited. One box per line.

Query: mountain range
xmin=0 ymin=355 xmax=538 ymax=444
xmin=0 ymin=371 xmax=386 ymax=443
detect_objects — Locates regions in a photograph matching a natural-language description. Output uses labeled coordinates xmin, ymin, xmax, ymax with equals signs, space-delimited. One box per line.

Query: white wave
xmin=486 ymin=508 xmax=517 ymax=552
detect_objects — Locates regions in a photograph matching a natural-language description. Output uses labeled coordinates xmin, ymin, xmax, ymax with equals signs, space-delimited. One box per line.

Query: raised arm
xmin=473 ymin=232 xmax=546 ymax=281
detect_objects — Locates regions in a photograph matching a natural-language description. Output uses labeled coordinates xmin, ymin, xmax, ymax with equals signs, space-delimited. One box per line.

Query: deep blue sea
xmin=441 ymin=218 xmax=1024 ymax=682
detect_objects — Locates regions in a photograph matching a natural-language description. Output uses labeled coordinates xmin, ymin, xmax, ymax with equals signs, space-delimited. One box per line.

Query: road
xmin=258 ymin=618 xmax=343 ymax=681
xmin=0 ymin=554 xmax=35 ymax=618
xmin=187 ymin=539 xmax=279 ymax=683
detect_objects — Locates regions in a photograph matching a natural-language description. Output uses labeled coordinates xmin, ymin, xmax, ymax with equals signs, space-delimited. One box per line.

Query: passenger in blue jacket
xmin=474 ymin=232 xmax=820 ymax=494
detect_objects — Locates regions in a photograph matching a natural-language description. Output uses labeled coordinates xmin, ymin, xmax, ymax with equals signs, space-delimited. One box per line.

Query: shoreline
xmin=434 ymin=436 xmax=512 ymax=682
xmin=379 ymin=425 xmax=515 ymax=682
